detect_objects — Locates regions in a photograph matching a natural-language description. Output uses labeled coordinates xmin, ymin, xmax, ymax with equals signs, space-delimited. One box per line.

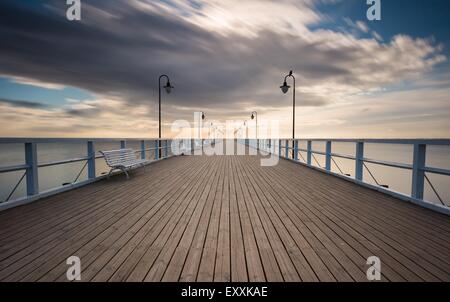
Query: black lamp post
xmin=158 ymin=74 xmax=173 ymax=157
xmin=280 ymin=70 xmax=296 ymax=159
xmin=244 ymin=120 xmax=248 ymax=141
xmin=251 ymin=111 xmax=258 ymax=149
xmin=199 ymin=112 xmax=206 ymax=152
xmin=209 ymin=122 xmax=213 ymax=138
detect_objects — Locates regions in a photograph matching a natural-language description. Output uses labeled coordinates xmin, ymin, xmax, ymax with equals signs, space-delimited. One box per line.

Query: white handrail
xmin=252 ymin=138 xmax=450 ymax=213
xmin=0 ymin=138 xmax=177 ymax=205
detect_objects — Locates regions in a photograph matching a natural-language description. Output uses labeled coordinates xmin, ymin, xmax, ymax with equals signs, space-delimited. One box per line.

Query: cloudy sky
xmin=0 ymin=0 xmax=449 ymax=138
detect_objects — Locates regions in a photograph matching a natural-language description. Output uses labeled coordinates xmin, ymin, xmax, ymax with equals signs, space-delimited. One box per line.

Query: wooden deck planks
xmin=178 ymin=156 xmax=227 ymax=282
xmin=214 ymin=156 xmax=232 ymax=282
xmin=0 ymin=151 xmax=448 ymax=282
xmin=10 ymin=157 xmax=205 ymax=281
xmin=255 ymin=156 xmax=448 ymax=281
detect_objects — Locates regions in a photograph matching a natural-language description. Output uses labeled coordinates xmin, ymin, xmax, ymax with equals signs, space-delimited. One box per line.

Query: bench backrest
xmin=100 ymin=148 xmax=138 ymax=167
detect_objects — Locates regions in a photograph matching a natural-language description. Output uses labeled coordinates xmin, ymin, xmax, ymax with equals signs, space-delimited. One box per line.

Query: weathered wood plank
xmin=0 ymin=149 xmax=448 ymax=282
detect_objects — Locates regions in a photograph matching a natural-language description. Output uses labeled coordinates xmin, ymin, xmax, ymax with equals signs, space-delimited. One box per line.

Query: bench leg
xmin=120 ymin=167 xmax=130 ymax=180
xmin=107 ymin=168 xmax=114 ymax=180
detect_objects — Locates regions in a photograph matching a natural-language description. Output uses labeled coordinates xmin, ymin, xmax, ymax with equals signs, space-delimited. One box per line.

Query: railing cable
xmin=363 ymin=162 xmax=389 ymax=188
xmin=331 ymin=157 xmax=344 ymax=174
xmin=4 ymin=171 xmax=26 ymax=203
xmin=63 ymin=160 xmax=89 ymax=186
xmin=331 ymin=157 xmax=351 ymax=177
xmin=311 ymin=153 xmax=322 ymax=168
xmin=298 ymin=151 xmax=306 ymax=163
xmin=424 ymin=174 xmax=446 ymax=206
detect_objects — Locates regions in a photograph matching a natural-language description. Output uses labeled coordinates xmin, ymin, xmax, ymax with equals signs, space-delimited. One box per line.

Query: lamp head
xmin=163 ymin=81 xmax=173 ymax=94
xmin=280 ymin=81 xmax=290 ymax=94
xmin=202 ymin=113 xmax=205 ymax=120
xmin=251 ymin=113 xmax=255 ymax=120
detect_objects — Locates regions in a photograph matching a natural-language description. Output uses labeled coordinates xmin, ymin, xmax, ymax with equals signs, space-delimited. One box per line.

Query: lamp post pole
xmin=158 ymin=74 xmax=173 ymax=158
xmin=209 ymin=122 xmax=213 ymax=139
xmin=244 ymin=120 xmax=248 ymax=142
xmin=251 ymin=112 xmax=258 ymax=149
xmin=199 ymin=112 xmax=206 ymax=153
xmin=280 ymin=71 xmax=296 ymax=159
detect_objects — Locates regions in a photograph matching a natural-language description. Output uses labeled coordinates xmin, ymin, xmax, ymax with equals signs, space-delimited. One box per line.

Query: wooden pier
xmin=0 ymin=153 xmax=449 ymax=282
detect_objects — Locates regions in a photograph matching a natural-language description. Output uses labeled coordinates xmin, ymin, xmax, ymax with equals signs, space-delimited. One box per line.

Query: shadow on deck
xmin=0 ymin=154 xmax=449 ymax=282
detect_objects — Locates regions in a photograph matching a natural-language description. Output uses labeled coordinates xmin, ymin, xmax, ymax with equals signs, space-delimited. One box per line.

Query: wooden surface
xmin=0 ymin=152 xmax=449 ymax=282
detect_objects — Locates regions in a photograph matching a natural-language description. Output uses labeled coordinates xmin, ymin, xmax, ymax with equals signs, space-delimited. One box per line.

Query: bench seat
xmin=100 ymin=148 xmax=148 ymax=179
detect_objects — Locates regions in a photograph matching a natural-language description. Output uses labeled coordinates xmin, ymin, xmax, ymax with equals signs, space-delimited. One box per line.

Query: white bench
xmin=100 ymin=148 xmax=148 ymax=179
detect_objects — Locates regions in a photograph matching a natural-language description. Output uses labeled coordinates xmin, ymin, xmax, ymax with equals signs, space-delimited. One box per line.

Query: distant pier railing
xmin=253 ymin=138 xmax=450 ymax=214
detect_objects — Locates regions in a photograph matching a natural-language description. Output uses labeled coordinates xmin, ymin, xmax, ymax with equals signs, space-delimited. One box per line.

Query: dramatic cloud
xmin=4 ymin=75 xmax=66 ymax=90
xmin=0 ymin=96 xmax=157 ymax=138
xmin=0 ymin=98 xmax=49 ymax=109
xmin=0 ymin=0 xmax=447 ymax=137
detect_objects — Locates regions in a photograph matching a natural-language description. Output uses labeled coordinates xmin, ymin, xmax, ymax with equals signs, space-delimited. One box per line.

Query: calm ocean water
xmin=0 ymin=140 xmax=449 ymax=206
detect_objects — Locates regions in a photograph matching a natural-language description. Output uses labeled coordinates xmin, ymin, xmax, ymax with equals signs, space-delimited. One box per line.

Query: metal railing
xmin=1 ymin=137 xmax=449 ymax=215
xmin=0 ymin=138 xmax=184 ymax=207
xmin=256 ymin=138 xmax=450 ymax=213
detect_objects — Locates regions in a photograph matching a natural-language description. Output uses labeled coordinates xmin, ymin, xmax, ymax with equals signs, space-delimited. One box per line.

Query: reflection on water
xmin=0 ymin=140 xmax=449 ymax=207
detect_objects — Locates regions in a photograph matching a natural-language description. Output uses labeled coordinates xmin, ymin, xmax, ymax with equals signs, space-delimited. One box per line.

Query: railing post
xmin=285 ymin=140 xmax=289 ymax=159
xmin=87 ymin=141 xmax=96 ymax=180
xmin=307 ymin=140 xmax=312 ymax=166
xmin=25 ymin=142 xmax=39 ymax=196
xmin=278 ymin=139 xmax=282 ymax=157
xmin=155 ymin=140 xmax=159 ymax=160
xmin=140 ymin=140 xmax=146 ymax=160
xmin=355 ymin=142 xmax=364 ymax=181
xmin=164 ymin=140 xmax=169 ymax=158
xmin=412 ymin=143 xmax=426 ymax=200
xmin=325 ymin=141 xmax=332 ymax=171
xmin=294 ymin=140 xmax=298 ymax=161
xmin=120 ymin=140 xmax=126 ymax=149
